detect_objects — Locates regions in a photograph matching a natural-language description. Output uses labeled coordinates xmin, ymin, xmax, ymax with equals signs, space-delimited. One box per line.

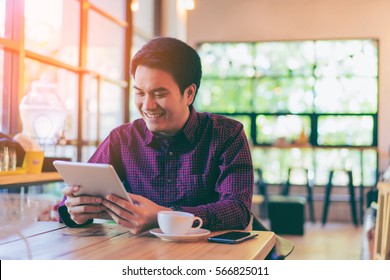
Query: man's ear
xmin=186 ymin=84 xmax=196 ymax=105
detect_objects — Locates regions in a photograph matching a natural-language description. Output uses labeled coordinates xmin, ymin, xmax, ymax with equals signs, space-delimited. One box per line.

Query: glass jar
xmin=19 ymin=79 xmax=67 ymax=145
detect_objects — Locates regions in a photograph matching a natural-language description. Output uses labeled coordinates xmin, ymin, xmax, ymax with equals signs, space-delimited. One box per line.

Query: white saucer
xmin=149 ymin=228 xmax=211 ymax=242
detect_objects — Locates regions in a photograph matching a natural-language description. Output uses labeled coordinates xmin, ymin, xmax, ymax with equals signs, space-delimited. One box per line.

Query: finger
xmin=67 ymin=204 xmax=106 ymax=225
xmin=62 ymin=185 xmax=80 ymax=197
xmin=62 ymin=186 xmax=74 ymax=196
xmin=103 ymin=196 xmax=144 ymax=234
xmin=105 ymin=194 xmax=135 ymax=212
xmin=75 ymin=196 xmax=103 ymax=205
xmin=71 ymin=212 xmax=106 ymax=225
xmin=104 ymin=208 xmax=138 ymax=233
xmin=65 ymin=196 xmax=103 ymax=208
xmin=102 ymin=198 xmax=134 ymax=219
xmin=67 ymin=204 xmax=106 ymax=215
xmin=104 ymin=208 xmax=135 ymax=226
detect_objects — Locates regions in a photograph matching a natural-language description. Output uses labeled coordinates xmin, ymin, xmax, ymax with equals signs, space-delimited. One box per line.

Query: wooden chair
xmin=373 ymin=182 xmax=390 ymax=260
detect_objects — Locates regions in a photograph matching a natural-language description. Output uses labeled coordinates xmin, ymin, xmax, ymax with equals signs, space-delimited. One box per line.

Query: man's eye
xmin=154 ymin=91 xmax=167 ymax=97
xmin=134 ymin=91 xmax=145 ymax=97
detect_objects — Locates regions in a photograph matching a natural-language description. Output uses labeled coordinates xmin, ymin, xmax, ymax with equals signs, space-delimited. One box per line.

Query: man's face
xmin=133 ymin=66 xmax=195 ymax=136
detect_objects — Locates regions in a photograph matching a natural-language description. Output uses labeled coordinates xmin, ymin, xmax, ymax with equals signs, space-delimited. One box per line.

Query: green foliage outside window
xmin=195 ymin=39 xmax=378 ymax=186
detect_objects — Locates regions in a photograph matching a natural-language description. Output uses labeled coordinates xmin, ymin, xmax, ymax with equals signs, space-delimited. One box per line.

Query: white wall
xmin=161 ymin=0 xmax=188 ymax=40
xmin=187 ymin=0 xmax=390 ymax=171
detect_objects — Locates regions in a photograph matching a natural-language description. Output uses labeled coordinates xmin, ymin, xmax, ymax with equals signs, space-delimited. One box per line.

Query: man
xmin=59 ymin=37 xmax=253 ymax=234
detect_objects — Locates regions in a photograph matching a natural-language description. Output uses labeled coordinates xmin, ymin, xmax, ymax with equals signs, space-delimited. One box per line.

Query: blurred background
xmin=1 ymin=0 xmax=389 ymax=259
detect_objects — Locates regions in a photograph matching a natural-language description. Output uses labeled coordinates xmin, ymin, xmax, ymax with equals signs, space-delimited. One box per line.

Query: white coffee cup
xmin=158 ymin=211 xmax=203 ymax=235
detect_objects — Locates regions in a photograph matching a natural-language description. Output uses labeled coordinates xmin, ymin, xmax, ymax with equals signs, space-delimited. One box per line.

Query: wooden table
xmin=0 ymin=222 xmax=276 ymax=260
xmin=0 ymin=172 xmax=63 ymax=188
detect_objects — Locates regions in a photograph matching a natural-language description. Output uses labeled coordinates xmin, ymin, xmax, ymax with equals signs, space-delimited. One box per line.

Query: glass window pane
xmin=314 ymin=148 xmax=362 ymax=186
xmin=24 ymin=0 xmax=80 ymax=66
xmin=251 ymin=148 xmax=285 ymax=184
xmin=254 ymin=77 xmax=314 ymax=113
xmin=195 ymin=79 xmax=252 ymax=113
xmin=100 ymin=83 xmax=123 ymax=139
xmin=362 ymin=149 xmax=377 ymax=186
xmin=89 ymin=0 xmax=127 ymax=21
xmin=318 ymin=116 xmax=374 ymax=146
xmin=288 ymin=166 xmax=313 ymax=185
xmin=82 ymin=145 xmax=98 ymax=162
xmin=252 ymin=147 xmax=313 ymax=184
xmin=196 ymin=39 xmax=378 ymax=187
xmin=315 ymin=40 xmax=378 ymax=77
xmin=24 ymin=58 xmax=78 ymax=148
xmin=83 ymin=78 xmax=123 ymax=141
xmin=129 ymin=35 xmax=148 ymax=122
xmin=0 ymin=0 xmax=5 ymax=37
xmin=130 ymin=35 xmax=148 ymax=120
xmin=252 ymin=147 xmax=376 ymax=187
xmin=315 ymin=77 xmax=377 ymax=113
xmin=256 ymin=115 xmax=311 ymax=145
xmin=130 ymin=89 xmax=141 ymax=121
xmin=199 ymin=43 xmax=254 ymax=77
xmin=0 ymin=49 xmax=3 ymax=129
xmin=43 ymin=144 xmax=77 ymax=162
xmin=88 ymin=11 xmax=125 ymax=80
xmin=254 ymin=41 xmax=315 ymax=76
xmin=83 ymin=76 xmax=98 ymax=141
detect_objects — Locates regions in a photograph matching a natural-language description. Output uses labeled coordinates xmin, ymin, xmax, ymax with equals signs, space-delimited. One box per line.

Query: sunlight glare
xmin=0 ymin=0 xmax=5 ymax=36
xmin=25 ymin=0 xmax=63 ymax=29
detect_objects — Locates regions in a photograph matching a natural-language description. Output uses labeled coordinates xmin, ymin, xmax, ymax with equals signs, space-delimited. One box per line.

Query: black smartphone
xmin=207 ymin=231 xmax=259 ymax=244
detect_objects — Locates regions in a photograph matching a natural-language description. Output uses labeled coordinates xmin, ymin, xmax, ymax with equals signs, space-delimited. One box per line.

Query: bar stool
xmin=322 ymin=169 xmax=358 ymax=226
xmin=281 ymin=167 xmax=315 ymax=223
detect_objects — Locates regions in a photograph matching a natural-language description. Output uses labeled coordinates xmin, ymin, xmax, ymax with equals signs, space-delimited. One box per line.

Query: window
xmin=0 ymin=0 xmax=131 ymax=162
xmin=196 ymin=40 xmax=378 ymax=186
xmin=130 ymin=0 xmax=158 ymax=121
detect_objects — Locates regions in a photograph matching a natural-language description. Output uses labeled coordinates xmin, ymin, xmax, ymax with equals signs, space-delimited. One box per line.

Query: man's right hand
xmin=62 ymin=185 xmax=108 ymax=225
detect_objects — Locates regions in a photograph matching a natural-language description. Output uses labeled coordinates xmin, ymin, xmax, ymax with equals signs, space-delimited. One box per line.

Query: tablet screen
xmin=53 ymin=161 xmax=132 ymax=203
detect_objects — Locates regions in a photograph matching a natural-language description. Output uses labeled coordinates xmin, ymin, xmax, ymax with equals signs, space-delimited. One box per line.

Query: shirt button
xmin=167 ymin=179 xmax=172 ymax=183
xmin=169 ymin=151 xmax=173 ymax=156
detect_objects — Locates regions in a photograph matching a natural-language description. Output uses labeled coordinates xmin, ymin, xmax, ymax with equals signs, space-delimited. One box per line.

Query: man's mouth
xmin=144 ymin=112 xmax=164 ymax=119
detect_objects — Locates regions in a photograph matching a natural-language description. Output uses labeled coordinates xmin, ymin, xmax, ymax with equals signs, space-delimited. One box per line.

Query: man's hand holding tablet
xmin=55 ymin=161 xmax=171 ymax=234
xmin=54 ymin=161 xmax=133 ymax=226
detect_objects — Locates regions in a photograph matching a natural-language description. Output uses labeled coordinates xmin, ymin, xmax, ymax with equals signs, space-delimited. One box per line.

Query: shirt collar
xmin=145 ymin=126 xmax=154 ymax=146
xmin=144 ymin=106 xmax=199 ymax=146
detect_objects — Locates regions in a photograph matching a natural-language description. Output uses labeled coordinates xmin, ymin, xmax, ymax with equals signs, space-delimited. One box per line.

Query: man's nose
xmin=142 ymin=94 xmax=157 ymax=110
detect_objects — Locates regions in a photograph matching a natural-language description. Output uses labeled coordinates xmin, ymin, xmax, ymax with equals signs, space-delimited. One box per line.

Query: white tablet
xmin=53 ymin=160 xmax=132 ymax=203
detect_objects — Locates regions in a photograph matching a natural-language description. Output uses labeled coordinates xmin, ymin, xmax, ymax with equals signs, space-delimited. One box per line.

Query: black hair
xmin=130 ymin=37 xmax=202 ymax=101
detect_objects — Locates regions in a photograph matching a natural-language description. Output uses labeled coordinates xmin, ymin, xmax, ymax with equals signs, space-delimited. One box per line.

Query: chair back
xmin=373 ymin=182 xmax=390 ymax=260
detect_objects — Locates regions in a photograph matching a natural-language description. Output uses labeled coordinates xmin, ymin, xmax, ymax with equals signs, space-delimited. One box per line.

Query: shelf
xmin=0 ymin=172 xmax=63 ymax=188
xmin=0 ymin=168 xmax=27 ymax=176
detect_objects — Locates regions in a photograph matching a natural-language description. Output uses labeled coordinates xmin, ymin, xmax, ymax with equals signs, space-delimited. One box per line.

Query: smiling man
xmin=133 ymin=65 xmax=195 ymax=136
xmin=58 ymin=37 xmax=254 ymax=234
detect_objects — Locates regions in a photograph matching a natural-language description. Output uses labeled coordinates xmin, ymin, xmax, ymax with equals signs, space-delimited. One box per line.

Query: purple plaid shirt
xmin=59 ymin=107 xmax=253 ymax=231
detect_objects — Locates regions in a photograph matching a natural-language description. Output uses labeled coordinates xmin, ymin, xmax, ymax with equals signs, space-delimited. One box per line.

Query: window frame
xmin=0 ymin=0 xmax=133 ymax=161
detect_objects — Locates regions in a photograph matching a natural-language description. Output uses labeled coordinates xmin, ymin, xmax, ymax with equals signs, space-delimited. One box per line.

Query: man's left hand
xmin=102 ymin=193 xmax=171 ymax=234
